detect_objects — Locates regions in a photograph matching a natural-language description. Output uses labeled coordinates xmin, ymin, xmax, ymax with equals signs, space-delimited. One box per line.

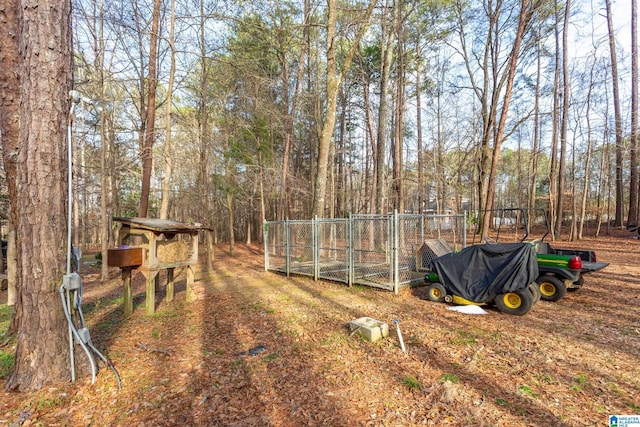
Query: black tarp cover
xmin=430 ymin=243 xmax=539 ymax=303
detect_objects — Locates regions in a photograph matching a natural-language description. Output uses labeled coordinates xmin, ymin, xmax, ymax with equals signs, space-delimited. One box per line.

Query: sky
xmin=572 ymin=0 xmax=633 ymax=64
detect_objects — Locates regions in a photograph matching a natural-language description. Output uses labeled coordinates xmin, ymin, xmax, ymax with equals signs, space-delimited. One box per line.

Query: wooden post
xmin=166 ymin=267 xmax=174 ymax=302
xmin=186 ymin=265 xmax=195 ymax=302
xmin=144 ymin=270 xmax=159 ymax=315
xmin=122 ymin=267 xmax=133 ymax=316
xmin=206 ymin=230 xmax=214 ymax=270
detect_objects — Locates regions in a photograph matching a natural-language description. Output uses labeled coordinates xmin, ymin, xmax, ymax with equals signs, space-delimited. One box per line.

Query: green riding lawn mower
xmin=422 ymin=242 xmax=541 ymax=316
xmin=416 ymin=208 xmax=608 ymax=314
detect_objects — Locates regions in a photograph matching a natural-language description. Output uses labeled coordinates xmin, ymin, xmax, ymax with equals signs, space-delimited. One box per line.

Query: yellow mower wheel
xmin=426 ymin=283 xmax=447 ymax=303
xmin=503 ymin=292 xmax=522 ymax=308
xmin=537 ymin=274 xmax=567 ymax=302
xmin=494 ymin=289 xmax=534 ymax=316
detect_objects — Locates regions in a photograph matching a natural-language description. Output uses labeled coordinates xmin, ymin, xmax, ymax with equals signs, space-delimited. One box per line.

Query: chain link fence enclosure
xmin=264 ymin=212 xmax=467 ymax=293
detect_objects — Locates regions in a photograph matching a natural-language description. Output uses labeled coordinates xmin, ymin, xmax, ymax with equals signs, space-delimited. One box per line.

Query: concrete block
xmin=349 ymin=317 xmax=389 ymax=342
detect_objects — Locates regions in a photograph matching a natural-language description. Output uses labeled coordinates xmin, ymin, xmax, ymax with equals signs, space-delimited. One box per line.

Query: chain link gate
xmin=350 ymin=214 xmax=394 ymax=290
xmin=264 ymin=212 xmax=467 ymax=293
xmin=317 ymin=218 xmax=349 ymax=283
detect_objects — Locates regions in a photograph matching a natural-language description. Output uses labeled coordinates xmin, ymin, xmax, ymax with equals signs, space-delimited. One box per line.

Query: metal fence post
xmin=263 ymin=221 xmax=269 ymax=271
xmin=463 ymin=210 xmax=468 ymax=248
xmin=348 ymin=214 xmax=353 ymax=287
xmin=393 ymin=210 xmax=399 ymax=294
xmin=285 ymin=219 xmax=290 ymax=277
xmin=313 ymin=215 xmax=319 ymax=281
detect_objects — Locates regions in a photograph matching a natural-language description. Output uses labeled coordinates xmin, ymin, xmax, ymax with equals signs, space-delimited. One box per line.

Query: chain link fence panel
xmin=264 ymin=221 xmax=287 ymax=273
xmin=264 ymin=213 xmax=467 ymax=292
xmin=287 ymin=220 xmax=314 ymax=277
xmin=351 ymin=215 xmax=394 ymax=290
xmin=317 ymin=219 xmax=349 ymax=284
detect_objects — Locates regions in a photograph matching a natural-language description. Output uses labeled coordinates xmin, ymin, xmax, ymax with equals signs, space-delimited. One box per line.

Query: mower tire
xmin=537 ymin=274 xmax=567 ymax=302
xmin=426 ymin=282 xmax=447 ymax=303
xmin=494 ymin=289 xmax=534 ymax=316
xmin=528 ymin=282 xmax=541 ymax=303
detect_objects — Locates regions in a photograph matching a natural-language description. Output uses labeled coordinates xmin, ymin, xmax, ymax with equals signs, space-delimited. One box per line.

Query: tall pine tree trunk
xmin=98 ymin=0 xmax=111 ymax=281
xmin=548 ymin=0 xmax=561 ymax=238
xmin=4 ymin=0 xmax=73 ymax=391
xmin=630 ymin=0 xmax=639 ymax=225
xmin=312 ymin=0 xmax=375 ymax=217
xmin=0 ymin=0 xmax=20 ymax=314
xmin=375 ymin=0 xmax=398 ymax=214
xmin=138 ymin=0 xmax=161 ymax=217
xmin=529 ymin=31 xmax=542 ymax=211
xmin=160 ymin=0 xmax=176 ymax=220
xmin=555 ymin=0 xmax=570 ymax=238
xmin=415 ymin=49 xmax=425 ymax=214
xmin=392 ymin=2 xmax=405 ymax=213
xmin=481 ymin=0 xmax=531 ymax=236
xmin=605 ymin=0 xmax=625 ymax=227
xmin=195 ymin=0 xmax=211 ymax=224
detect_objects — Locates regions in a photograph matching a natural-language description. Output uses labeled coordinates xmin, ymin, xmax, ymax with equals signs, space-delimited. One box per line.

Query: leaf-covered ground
xmin=0 ymin=231 xmax=639 ymax=426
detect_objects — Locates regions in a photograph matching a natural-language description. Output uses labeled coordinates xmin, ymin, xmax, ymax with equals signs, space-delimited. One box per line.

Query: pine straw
xmin=156 ymin=240 xmax=191 ymax=264
xmin=0 ymin=235 xmax=639 ymax=426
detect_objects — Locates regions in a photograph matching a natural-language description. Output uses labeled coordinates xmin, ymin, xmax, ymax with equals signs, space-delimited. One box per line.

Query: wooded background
xmin=14 ymin=0 xmax=640 ymax=252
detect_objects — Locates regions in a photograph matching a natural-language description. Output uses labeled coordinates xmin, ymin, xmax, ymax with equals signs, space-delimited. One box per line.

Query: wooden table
xmin=107 ymin=217 xmax=203 ymax=316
